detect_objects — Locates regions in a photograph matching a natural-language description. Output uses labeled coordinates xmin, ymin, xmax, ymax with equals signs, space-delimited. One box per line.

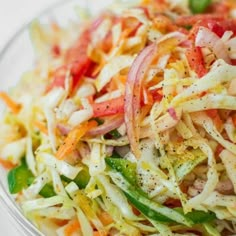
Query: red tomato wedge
xmin=215 ymin=144 xmax=224 ymax=158
xmin=65 ymin=29 xmax=90 ymax=63
xmin=185 ymin=46 xmax=207 ymax=78
xmin=203 ymin=19 xmax=236 ymax=37
xmin=176 ymin=14 xmax=225 ymax=27
xmin=92 ymin=96 xmax=125 ymax=118
xmin=47 ymin=30 xmax=92 ymax=92
xmin=188 ymin=18 xmax=236 ymax=42
xmin=206 ymin=109 xmax=218 ymax=118
xmin=150 ymin=88 xmax=163 ymax=102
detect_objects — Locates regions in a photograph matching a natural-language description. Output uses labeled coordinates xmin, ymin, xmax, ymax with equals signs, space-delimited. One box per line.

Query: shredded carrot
xmin=33 ymin=121 xmax=48 ymax=135
xmin=0 ymin=92 xmax=21 ymax=114
xmin=142 ymin=88 xmax=154 ymax=105
xmin=114 ymin=75 xmax=127 ymax=87
xmin=117 ymin=75 xmax=127 ymax=85
xmin=93 ymin=232 xmax=100 ymax=236
xmin=56 ymin=120 xmax=97 ymax=160
xmin=0 ymin=158 xmax=16 ymax=169
xmin=99 ymin=211 xmax=113 ymax=226
xmin=93 ymin=231 xmax=107 ymax=236
xmin=141 ymin=0 xmax=151 ymax=4
xmin=92 ymin=60 xmax=106 ymax=77
xmin=213 ymin=114 xmax=223 ymax=132
xmin=87 ymin=95 xmax=94 ymax=105
xmin=52 ymin=219 xmax=68 ymax=227
xmin=232 ymin=114 xmax=236 ymax=127
xmin=140 ymin=105 xmax=152 ymax=121
xmin=64 ymin=219 xmax=80 ymax=236
xmin=206 ymin=109 xmax=223 ymax=131
xmin=107 ymin=78 xmax=119 ymax=92
xmin=153 ymin=15 xmax=174 ymax=33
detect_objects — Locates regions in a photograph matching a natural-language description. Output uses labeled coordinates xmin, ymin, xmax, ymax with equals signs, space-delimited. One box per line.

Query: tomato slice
xmin=150 ymin=88 xmax=163 ymax=102
xmin=189 ymin=18 xmax=236 ymax=42
xmin=65 ymin=30 xmax=90 ymax=63
xmin=47 ymin=58 xmax=91 ymax=92
xmin=215 ymin=144 xmax=224 ymax=160
xmin=185 ymin=46 xmax=207 ymax=78
xmin=176 ymin=14 xmax=224 ymax=27
xmin=206 ymin=109 xmax=218 ymax=118
xmin=47 ymin=30 xmax=91 ymax=92
xmin=208 ymin=19 xmax=236 ymax=37
xmin=231 ymin=59 xmax=236 ymax=66
xmin=70 ymin=58 xmax=91 ymax=88
xmin=92 ymin=96 xmax=125 ymax=118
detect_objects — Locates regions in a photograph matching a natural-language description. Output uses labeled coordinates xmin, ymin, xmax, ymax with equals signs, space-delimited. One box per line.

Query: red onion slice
xmin=195 ymin=26 xmax=230 ymax=63
xmin=124 ymin=43 xmax=156 ymax=158
xmin=168 ymin=107 xmax=178 ymax=120
xmin=87 ymin=115 xmax=124 ymax=136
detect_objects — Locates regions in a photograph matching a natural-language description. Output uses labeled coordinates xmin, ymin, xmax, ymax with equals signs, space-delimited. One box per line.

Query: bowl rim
xmin=0 ymin=0 xmax=80 ymax=60
xmin=0 ymin=0 xmax=82 ymax=235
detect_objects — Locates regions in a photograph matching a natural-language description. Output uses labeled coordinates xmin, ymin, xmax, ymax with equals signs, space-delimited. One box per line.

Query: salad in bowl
xmin=0 ymin=0 xmax=236 ymax=235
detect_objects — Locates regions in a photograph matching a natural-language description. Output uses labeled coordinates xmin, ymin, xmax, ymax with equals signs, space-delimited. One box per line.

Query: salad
xmin=1 ymin=0 xmax=236 ymax=235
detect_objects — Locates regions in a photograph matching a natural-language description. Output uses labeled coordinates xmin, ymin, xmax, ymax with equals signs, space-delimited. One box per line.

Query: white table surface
xmin=0 ymin=1 xmax=58 ymax=235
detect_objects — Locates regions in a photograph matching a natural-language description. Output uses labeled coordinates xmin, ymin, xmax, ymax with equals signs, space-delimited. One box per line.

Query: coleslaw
xmin=1 ymin=0 xmax=236 ymax=235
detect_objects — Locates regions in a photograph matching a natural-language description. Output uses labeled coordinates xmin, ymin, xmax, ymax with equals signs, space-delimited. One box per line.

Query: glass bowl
xmin=0 ymin=0 xmax=114 ymax=235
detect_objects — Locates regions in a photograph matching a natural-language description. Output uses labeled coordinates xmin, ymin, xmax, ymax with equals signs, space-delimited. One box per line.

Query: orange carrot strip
xmin=53 ymin=219 xmax=68 ymax=227
xmin=232 ymin=114 xmax=236 ymax=127
xmin=0 ymin=158 xmax=16 ymax=169
xmin=92 ymin=60 xmax=106 ymax=77
xmin=93 ymin=231 xmax=107 ymax=236
xmin=33 ymin=121 xmax=48 ymax=135
xmin=213 ymin=114 xmax=223 ymax=132
xmin=56 ymin=120 xmax=97 ymax=160
xmin=206 ymin=109 xmax=223 ymax=131
xmin=0 ymin=92 xmax=21 ymax=114
xmin=99 ymin=211 xmax=113 ymax=226
xmin=93 ymin=232 xmax=100 ymax=236
xmin=64 ymin=219 xmax=80 ymax=236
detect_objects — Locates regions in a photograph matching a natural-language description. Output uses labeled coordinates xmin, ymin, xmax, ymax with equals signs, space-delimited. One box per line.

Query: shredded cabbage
xmin=97 ymin=174 xmax=139 ymax=220
xmin=23 ymin=171 xmax=51 ymax=199
xmin=1 ymin=0 xmax=236 ymax=235
xmin=38 ymin=153 xmax=82 ymax=179
xmin=0 ymin=138 xmax=26 ymax=164
xmin=95 ymin=55 xmax=135 ymax=91
xmin=220 ymin=150 xmax=236 ymax=193
xmin=22 ymin=195 xmax=73 ymax=212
